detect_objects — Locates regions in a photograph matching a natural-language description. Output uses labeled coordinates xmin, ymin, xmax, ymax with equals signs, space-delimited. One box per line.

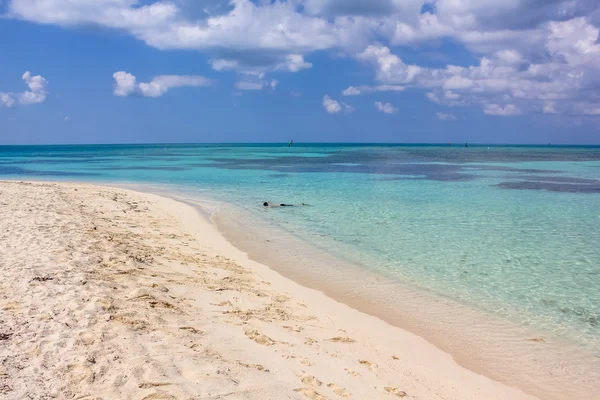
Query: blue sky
xmin=1 ymin=0 xmax=599 ymax=145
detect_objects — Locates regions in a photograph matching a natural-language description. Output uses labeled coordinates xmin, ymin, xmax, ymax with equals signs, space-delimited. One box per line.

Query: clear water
xmin=1 ymin=144 xmax=599 ymax=352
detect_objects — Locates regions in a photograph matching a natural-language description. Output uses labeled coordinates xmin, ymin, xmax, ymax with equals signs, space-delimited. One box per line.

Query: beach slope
xmin=0 ymin=181 xmax=536 ymax=400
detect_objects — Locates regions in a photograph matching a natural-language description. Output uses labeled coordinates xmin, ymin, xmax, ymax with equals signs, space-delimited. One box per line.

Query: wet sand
xmin=0 ymin=181 xmax=539 ymax=399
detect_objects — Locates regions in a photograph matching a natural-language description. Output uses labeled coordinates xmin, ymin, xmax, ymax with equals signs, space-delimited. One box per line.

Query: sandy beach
xmin=0 ymin=181 xmax=538 ymax=400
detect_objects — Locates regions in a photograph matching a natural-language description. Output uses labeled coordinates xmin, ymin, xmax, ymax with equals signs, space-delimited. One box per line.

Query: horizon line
xmin=1 ymin=142 xmax=600 ymax=147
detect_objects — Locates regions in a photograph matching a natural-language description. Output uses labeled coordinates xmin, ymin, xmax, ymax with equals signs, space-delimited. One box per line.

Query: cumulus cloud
xmin=277 ymin=54 xmax=313 ymax=73
xmin=483 ymin=104 xmax=521 ymax=116
xmin=323 ymin=95 xmax=353 ymax=114
xmin=0 ymin=93 xmax=15 ymax=108
xmin=113 ymin=71 xmax=137 ymax=97
xmin=375 ymin=101 xmax=397 ymax=114
xmin=362 ymin=19 xmax=600 ymax=116
xmin=112 ymin=71 xmax=210 ymax=97
xmin=342 ymin=86 xmax=362 ymax=96
xmin=436 ymin=112 xmax=457 ymax=121
xmin=323 ymin=95 xmax=342 ymax=114
xmin=357 ymin=45 xmax=422 ymax=84
xmin=0 ymin=71 xmax=48 ymax=107
xmin=7 ymin=0 xmax=328 ymax=76
xmin=5 ymin=0 xmax=600 ymax=116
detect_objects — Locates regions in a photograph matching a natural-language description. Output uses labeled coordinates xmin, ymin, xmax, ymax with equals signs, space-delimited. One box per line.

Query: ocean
xmin=1 ymin=143 xmax=599 ymax=386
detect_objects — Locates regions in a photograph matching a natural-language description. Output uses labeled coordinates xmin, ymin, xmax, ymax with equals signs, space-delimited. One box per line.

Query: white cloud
xmin=573 ymin=103 xmax=600 ymax=116
xmin=211 ymin=54 xmax=313 ymax=76
xmin=342 ymin=86 xmax=362 ymax=96
xmin=64 ymin=116 xmax=70 ymax=121
xmin=543 ymin=102 xmax=558 ymax=114
xmin=234 ymin=79 xmax=279 ymax=90
xmin=302 ymin=0 xmax=399 ymax=17
xmin=323 ymin=95 xmax=342 ymax=114
xmin=357 ymin=44 xmax=421 ymax=84
xmin=436 ymin=112 xmax=457 ymax=121
xmin=343 ymin=103 xmax=355 ymax=113
xmin=375 ymin=101 xmax=397 ymax=114
xmin=113 ymin=71 xmax=210 ymax=97
xmin=323 ymin=94 xmax=354 ymax=114
xmin=113 ymin=71 xmax=137 ymax=97
xmin=8 ymin=0 xmax=330 ymax=76
xmin=426 ymin=92 xmax=441 ymax=103
xmin=0 ymin=71 xmax=48 ymax=107
xmin=0 ymin=93 xmax=15 ymax=107
xmin=483 ymin=104 xmax=521 ymax=116
xmin=211 ymin=59 xmax=242 ymax=73
xmin=5 ymin=0 xmax=600 ymax=117
xmin=443 ymin=75 xmax=474 ymax=90
xmin=235 ymin=81 xmax=264 ymax=91
xmin=277 ymin=54 xmax=313 ymax=73
xmin=371 ymin=20 xmax=600 ymax=116
xmin=342 ymin=84 xmax=405 ymax=96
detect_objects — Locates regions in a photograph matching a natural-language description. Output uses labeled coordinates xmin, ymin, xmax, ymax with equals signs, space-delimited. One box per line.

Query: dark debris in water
xmin=502 ymin=175 xmax=600 ymax=184
xmin=495 ymin=181 xmax=600 ymax=193
xmin=97 ymin=166 xmax=190 ymax=172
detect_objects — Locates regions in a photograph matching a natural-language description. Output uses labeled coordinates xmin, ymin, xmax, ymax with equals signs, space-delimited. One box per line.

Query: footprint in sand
xmin=384 ymin=387 xmax=408 ymax=398
xmin=245 ymin=330 xmax=275 ymax=346
xmin=283 ymin=325 xmax=304 ymax=332
xmin=179 ymin=326 xmax=204 ymax=335
xmin=274 ymin=294 xmax=290 ymax=303
xmin=301 ymin=376 xmax=322 ymax=387
xmin=328 ymin=337 xmax=355 ymax=343
xmin=344 ymin=368 xmax=361 ymax=377
xmin=295 ymin=388 xmax=328 ymax=400
xmin=238 ymin=361 xmax=269 ymax=372
xmin=138 ymin=382 xmax=172 ymax=389
xmin=359 ymin=360 xmax=378 ymax=369
xmin=141 ymin=393 xmax=176 ymax=400
xmin=327 ymin=383 xmax=351 ymax=398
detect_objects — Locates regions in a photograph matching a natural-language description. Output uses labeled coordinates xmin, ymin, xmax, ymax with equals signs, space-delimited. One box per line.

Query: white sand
xmin=0 ymin=181 xmax=538 ymax=400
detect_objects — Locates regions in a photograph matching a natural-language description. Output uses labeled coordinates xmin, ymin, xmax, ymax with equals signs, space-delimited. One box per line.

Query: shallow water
xmin=1 ymin=143 xmax=599 ymax=354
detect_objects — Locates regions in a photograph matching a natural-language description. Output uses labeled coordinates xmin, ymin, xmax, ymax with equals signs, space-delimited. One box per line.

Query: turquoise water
xmin=1 ymin=144 xmax=599 ymax=351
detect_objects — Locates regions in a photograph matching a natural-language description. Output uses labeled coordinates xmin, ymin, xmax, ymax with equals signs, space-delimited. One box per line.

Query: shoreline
xmin=0 ymin=180 xmax=542 ymax=400
xmin=129 ymin=183 xmax=600 ymax=400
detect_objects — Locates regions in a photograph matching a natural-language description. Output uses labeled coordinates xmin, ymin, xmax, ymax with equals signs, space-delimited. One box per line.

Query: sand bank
xmin=0 ymin=181 xmax=537 ymax=399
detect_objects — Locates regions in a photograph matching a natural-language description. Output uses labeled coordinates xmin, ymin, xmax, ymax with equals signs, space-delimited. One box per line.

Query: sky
xmin=1 ymin=0 xmax=600 ymax=145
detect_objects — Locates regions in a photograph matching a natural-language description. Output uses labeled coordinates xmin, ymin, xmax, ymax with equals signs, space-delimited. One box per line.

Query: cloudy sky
xmin=1 ymin=0 xmax=599 ymax=144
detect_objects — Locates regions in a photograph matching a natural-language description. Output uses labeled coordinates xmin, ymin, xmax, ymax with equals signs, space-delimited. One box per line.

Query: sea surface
xmin=1 ymin=143 xmax=599 ymax=356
